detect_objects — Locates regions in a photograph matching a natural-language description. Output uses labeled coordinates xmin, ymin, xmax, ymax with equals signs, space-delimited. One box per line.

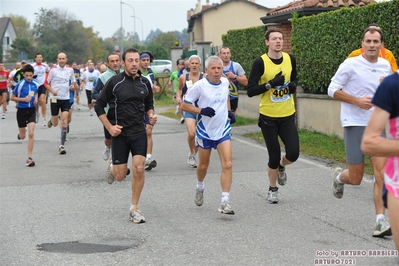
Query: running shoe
xmin=35 ymin=113 xmax=39 ymax=123
xmin=1 ymin=113 xmax=5 ymax=119
xmin=89 ymin=110 xmax=93 ymax=116
xmin=103 ymin=146 xmax=111 ymax=161
xmin=59 ymin=145 xmax=66 ymax=155
xmin=332 ymin=167 xmax=344 ymax=199
xmin=180 ymin=117 xmax=185 ymax=124
xmin=194 ymin=188 xmax=204 ymax=206
xmin=126 ymin=166 xmax=131 ymax=177
xmin=47 ymin=119 xmax=52 ymax=128
xmin=175 ymin=105 xmax=179 ymax=115
xmin=278 ymin=166 xmax=287 ymax=186
xmin=17 ymin=134 xmax=21 ymax=140
xmin=26 ymin=157 xmax=35 ymax=167
xmin=129 ymin=209 xmax=146 ymax=224
xmin=267 ymin=190 xmax=279 ymax=204
xmin=42 ymin=118 xmax=46 ymax=127
xmin=372 ymin=218 xmax=392 ymax=237
xmin=187 ymin=153 xmax=197 ymax=168
xmin=218 ymin=201 xmax=235 ymax=215
xmin=106 ymin=159 xmax=115 ymax=184
xmin=145 ymin=159 xmax=157 ymax=171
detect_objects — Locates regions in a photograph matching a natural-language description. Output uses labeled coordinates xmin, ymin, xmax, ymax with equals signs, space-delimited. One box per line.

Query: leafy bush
xmin=223 ymin=0 xmax=399 ymax=94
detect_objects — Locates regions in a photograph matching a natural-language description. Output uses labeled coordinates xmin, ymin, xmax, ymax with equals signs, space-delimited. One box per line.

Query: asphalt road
xmin=0 ymin=95 xmax=398 ymax=266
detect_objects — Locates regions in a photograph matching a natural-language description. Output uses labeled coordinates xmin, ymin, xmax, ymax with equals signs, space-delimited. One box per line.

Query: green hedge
xmin=222 ymin=0 xmax=399 ymax=94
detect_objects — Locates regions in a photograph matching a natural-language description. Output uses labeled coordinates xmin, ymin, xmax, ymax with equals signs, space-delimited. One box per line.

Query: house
xmin=260 ymin=0 xmax=375 ymax=54
xmin=187 ymin=0 xmax=270 ymax=49
xmin=0 ymin=17 xmax=17 ymax=61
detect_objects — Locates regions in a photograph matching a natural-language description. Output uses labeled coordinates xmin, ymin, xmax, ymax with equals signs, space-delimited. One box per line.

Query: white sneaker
xmin=187 ymin=153 xmax=197 ymax=168
xmin=103 ymin=146 xmax=111 ymax=161
xmin=42 ymin=118 xmax=46 ymax=127
xmin=89 ymin=110 xmax=93 ymax=116
xmin=129 ymin=209 xmax=146 ymax=224
xmin=175 ymin=105 xmax=179 ymax=115
xmin=35 ymin=113 xmax=40 ymax=123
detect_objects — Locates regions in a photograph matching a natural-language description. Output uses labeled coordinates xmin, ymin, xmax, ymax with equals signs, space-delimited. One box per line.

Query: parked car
xmin=150 ymin=60 xmax=172 ymax=74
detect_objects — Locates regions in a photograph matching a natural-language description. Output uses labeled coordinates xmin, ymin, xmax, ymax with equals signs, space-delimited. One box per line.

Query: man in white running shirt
xmin=46 ymin=53 xmax=77 ymax=155
xmin=328 ymin=27 xmax=392 ymax=237
xmin=81 ymin=62 xmax=100 ymax=116
xmin=181 ymin=55 xmax=236 ymax=215
xmin=32 ymin=53 xmax=50 ymax=126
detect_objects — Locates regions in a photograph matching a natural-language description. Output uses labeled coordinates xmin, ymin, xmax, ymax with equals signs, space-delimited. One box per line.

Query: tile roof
xmin=0 ymin=17 xmax=11 ymax=39
xmin=268 ymin=0 xmax=375 ymax=15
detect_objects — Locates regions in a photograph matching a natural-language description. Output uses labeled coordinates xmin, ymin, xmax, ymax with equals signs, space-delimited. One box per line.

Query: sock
xmin=146 ymin=154 xmax=151 ymax=160
xmin=269 ymin=186 xmax=278 ymax=192
xmin=130 ymin=205 xmax=138 ymax=211
xmin=221 ymin=192 xmax=229 ymax=202
xmin=279 ymin=163 xmax=285 ymax=171
xmin=197 ymin=181 xmax=204 ymax=190
xmin=336 ymin=173 xmax=343 ymax=184
xmin=61 ymin=127 xmax=67 ymax=145
xmin=376 ymin=214 xmax=385 ymax=222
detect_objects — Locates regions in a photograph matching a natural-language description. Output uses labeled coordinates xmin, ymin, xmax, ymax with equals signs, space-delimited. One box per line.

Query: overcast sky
xmin=1 ymin=0 xmax=291 ymax=40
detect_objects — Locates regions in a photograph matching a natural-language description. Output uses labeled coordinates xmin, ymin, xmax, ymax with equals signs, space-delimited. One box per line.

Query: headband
xmin=140 ymin=53 xmax=150 ymax=59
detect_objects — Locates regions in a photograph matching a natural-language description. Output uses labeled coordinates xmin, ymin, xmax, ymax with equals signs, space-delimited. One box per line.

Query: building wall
xmin=191 ymin=2 xmax=269 ymax=47
xmin=2 ymin=21 xmax=17 ymax=60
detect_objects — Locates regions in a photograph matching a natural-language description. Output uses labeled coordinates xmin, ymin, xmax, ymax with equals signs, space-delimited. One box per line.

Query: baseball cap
xmin=21 ymin=60 xmax=27 ymax=64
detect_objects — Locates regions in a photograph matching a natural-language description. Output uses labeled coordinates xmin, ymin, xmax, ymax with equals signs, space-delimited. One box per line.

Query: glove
xmin=228 ymin=111 xmax=236 ymax=124
xmin=268 ymin=71 xmax=285 ymax=88
xmin=288 ymin=82 xmax=297 ymax=94
xmin=200 ymin=107 xmax=215 ymax=117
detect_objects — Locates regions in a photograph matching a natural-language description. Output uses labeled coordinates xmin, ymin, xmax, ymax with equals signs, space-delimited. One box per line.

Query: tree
xmin=10 ymin=37 xmax=33 ymax=60
xmin=6 ymin=14 xmax=33 ymax=40
xmin=153 ymin=32 xmax=177 ymax=49
xmin=85 ymin=27 xmax=107 ymax=63
xmin=32 ymin=8 xmax=109 ymax=64
xmin=33 ymin=8 xmax=63 ymax=46
xmin=146 ymin=43 xmax=169 ymax=59
xmin=36 ymin=44 xmax=59 ymax=63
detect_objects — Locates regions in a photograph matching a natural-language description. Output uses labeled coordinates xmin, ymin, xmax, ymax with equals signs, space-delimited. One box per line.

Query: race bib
xmin=186 ymin=80 xmax=193 ymax=89
xmin=270 ymin=82 xmax=291 ymax=103
xmin=29 ymin=91 xmax=34 ymax=96
xmin=51 ymin=98 xmax=57 ymax=103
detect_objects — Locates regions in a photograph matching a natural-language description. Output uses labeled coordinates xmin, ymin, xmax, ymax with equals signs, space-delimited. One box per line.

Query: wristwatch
xmin=265 ymin=83 xmax=271 ymax=90
xmin=234 ymin=75 xmax=238 ymax=79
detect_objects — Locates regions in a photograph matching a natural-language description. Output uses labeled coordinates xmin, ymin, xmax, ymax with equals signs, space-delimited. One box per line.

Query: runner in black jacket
xmin=94 ymin=48 xmax=157 ymax=224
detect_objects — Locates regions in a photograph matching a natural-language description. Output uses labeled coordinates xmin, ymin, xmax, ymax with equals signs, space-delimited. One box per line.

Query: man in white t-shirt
xmin=181 ymin=55 xmax=236 ymax=215
xmin=328 ymin=27 xmax=392 ymax=237
xmin=46 ymin=53 xmax=77 ymax=155
xmin=81 ymin=62 xmax=100 ymax=116
xmin=32 ymin=53 xmax=50 ymax=126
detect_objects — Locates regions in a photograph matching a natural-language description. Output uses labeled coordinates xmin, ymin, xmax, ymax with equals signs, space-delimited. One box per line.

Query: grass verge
xmin=244 ymin=129 xmax=373 ymax=175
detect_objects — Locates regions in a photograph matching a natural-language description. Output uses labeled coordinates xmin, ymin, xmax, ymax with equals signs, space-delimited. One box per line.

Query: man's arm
xmin=234 ymin=63 xmax=248 ymax=86
xmin=92 ymin=78 xmax=104 ymax=100
xmin=175 ymin=74 xmax=185 ymax=104
xmin=246 ymin=57 xmax=268 ymax=97
xmin=361 ymin=107 xmax=396 ymax=156
xmin=327 ymin=71 xmax=373 ymax=110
